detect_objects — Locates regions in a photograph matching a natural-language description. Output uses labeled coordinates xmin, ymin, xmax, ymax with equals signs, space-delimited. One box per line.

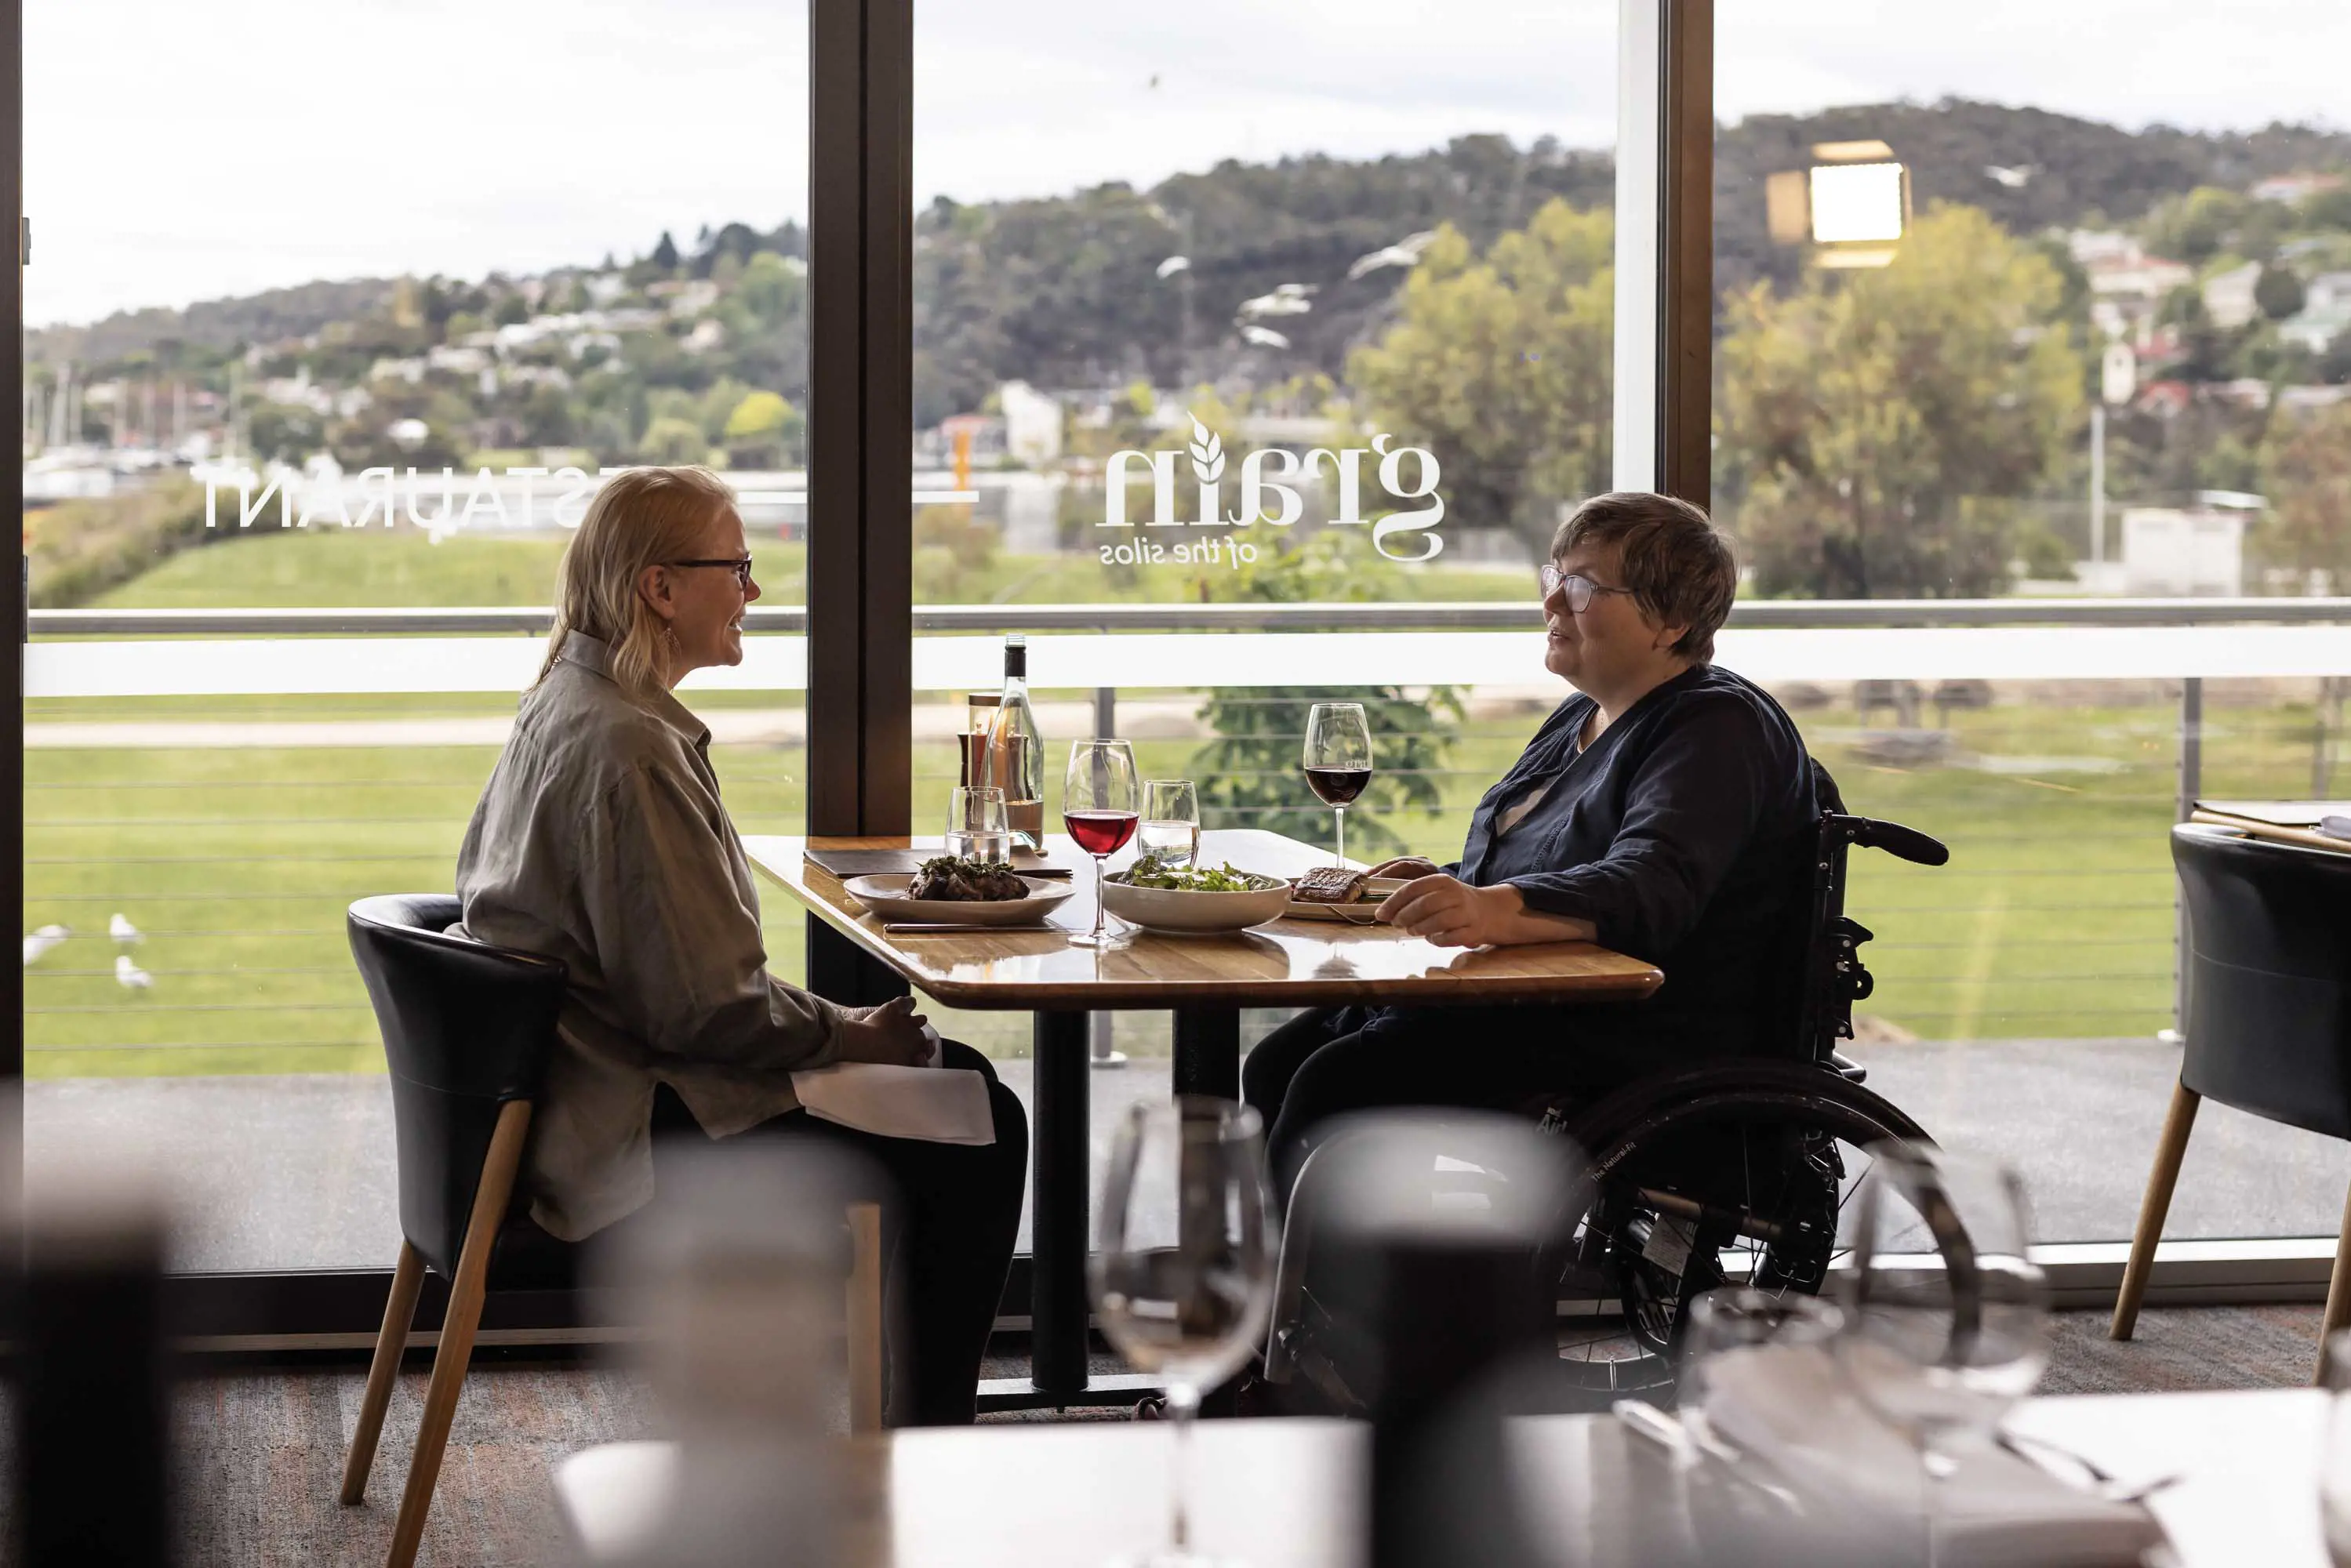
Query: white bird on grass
xmin=111 ymin=912 xmax=144 ymax=944
xmin=1240 ymin=325 xmax=1291 ymax=349
xmin=1237 ymin=284 xmax=1315 ymax=318
xmin=23 ymin=924 xmax=68 ymax=967
xmin=116 ymin=953 xmax=154 ymax=989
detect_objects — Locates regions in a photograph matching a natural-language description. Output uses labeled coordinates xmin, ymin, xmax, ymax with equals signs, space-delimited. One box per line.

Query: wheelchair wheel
xmin=1540 ymin=1061 xmax=1931 ymax=1400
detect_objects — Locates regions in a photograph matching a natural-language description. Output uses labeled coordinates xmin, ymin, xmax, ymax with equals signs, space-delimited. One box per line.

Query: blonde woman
xmin=456 ymin=465 xmax=1027 ymax=1425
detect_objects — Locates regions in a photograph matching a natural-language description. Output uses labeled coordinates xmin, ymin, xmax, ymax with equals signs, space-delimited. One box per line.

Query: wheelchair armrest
xmin=1826 ymin=1048 xmax=1867 ymax=1083
xmin=1849 ymin=818 xmax=1949 ymax=867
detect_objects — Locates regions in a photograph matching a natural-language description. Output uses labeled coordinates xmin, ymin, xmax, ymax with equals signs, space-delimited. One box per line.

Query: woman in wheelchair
xmin=1245 ymin=491 xmax=1824 ymax=1203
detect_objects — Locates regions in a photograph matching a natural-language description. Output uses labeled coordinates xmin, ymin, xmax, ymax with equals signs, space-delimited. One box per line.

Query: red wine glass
xmin=1063 ymin=739 xmax=1139 ymax=947
xmin=1302 ymin=702 xmax=1372 ymax=867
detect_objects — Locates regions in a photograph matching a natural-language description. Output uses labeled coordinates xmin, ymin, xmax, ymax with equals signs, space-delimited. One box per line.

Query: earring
xmin=662 ymin=623 xmax=680 ymax=656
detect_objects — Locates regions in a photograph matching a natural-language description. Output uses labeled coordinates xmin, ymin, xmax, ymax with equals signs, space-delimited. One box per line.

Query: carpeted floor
xmin=171 ymin=1305 xmax=2332 ymax=1566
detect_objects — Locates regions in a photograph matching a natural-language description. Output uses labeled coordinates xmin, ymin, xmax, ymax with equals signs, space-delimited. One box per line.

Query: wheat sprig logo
xmin=1188 ymin=417 xmax=1225 ymax=486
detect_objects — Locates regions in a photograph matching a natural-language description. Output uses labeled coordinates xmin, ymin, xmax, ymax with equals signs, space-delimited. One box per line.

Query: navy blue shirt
xmin=1448 ymin=662 xmax=1822 ymax=1053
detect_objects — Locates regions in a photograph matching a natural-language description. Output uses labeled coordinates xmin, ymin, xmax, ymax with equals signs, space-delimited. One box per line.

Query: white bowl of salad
xmin=1100 ymin=857 xmax=1294 ymax=934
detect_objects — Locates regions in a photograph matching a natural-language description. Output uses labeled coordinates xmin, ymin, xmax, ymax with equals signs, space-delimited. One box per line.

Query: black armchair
xmin=2111 ymin=826 xmax=2351 ymax=1377
xmin=338 ymin=894 xmax=567 ymax=1568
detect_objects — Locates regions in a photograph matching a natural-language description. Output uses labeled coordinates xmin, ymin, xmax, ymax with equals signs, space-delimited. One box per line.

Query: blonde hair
xmin=538 ymin=465 xmax=739 ymax=695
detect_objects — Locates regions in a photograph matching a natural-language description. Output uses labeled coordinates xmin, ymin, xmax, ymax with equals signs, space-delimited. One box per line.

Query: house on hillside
xmin=2070 ymin=230 xmax=2193 ymax=350
xmin=2201 ymin=262 xmax=2262 ymax=331
xmin=2280 ymin=271 xmax=2351 ymax=354
xmin=2250 ymin=172 xmax=2346 ymax=205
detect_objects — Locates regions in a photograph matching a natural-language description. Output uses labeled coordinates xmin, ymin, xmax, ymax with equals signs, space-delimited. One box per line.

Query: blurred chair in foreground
xmin=2111 ymin=826 xmax=2351 ymax=1378
xmin=555 ymin=1142 xmax=885 ymax=1567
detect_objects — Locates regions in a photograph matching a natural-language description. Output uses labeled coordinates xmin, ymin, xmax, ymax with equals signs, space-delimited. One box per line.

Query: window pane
xmin=1713 ymin=2 xmax=2351 ymax=1243
xmin=911 ymin=2 xmax=1619 ymax=1232
xmin=24 ymin=2 xmax=811 ymax=1271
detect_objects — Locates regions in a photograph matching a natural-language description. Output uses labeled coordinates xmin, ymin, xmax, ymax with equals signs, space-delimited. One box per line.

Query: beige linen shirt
xmin=454 ymin=632 xmax=845 ymax=1240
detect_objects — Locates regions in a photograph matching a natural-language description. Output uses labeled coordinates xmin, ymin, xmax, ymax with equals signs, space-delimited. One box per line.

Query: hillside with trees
xmin=24 ymin=99 xmax=2351 ymax=601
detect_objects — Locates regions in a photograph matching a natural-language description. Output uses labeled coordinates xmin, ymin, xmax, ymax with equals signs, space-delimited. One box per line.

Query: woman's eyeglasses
xmin=667 ymin=557 xmax=755 ymax=590
xmin=1539 ymin=563 xmax=1636 ymax=615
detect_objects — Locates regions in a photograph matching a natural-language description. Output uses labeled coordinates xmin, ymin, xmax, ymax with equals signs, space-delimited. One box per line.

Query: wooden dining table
xmin=742 ymin=826 xmax=1664 ymax=1408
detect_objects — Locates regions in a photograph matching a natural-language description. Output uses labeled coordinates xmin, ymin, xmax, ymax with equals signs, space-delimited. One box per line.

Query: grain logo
xmin=1101 ymin=408 xmax=1446 ymax=565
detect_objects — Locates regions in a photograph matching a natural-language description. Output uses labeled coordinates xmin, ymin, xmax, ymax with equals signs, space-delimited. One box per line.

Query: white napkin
xmin=1699 ymin=1344 xmax=2167 ymax=1568
xmin=790 ymin=1026 xmax=996 ymax=1145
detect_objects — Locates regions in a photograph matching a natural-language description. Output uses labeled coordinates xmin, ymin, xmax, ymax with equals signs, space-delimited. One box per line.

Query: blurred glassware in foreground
xmin=2323 ymin=1328 xmax=2351 ymax=1566
xmin=1839 ymin=1143 xmax=2049 ymax=1568
xmin=1092 ymin=1098 xmax=1277 ymax=1567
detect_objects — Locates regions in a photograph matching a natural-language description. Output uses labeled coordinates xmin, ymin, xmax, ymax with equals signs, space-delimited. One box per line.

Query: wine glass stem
xmin=1165 ymin=1380 xmax=1202 ymax=1552
xmin=1334 ymin=805 xmax=1346 ymax=867
xmin=1092 ymin=854 xmax=1106 ymax=941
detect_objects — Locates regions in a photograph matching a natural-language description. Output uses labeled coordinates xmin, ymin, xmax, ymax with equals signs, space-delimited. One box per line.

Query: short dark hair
xmin=1550 ymin=492 xmax=1738 ymax=663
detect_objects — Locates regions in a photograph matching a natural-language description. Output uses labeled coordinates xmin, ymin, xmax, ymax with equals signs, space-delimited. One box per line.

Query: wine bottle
xmin=985 ymin=635 xmax=1046 ymax=846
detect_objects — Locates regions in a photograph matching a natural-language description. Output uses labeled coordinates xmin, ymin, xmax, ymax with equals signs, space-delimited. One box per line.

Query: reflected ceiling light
xmin=1764 ymin=139 xmax=1910 ymax=269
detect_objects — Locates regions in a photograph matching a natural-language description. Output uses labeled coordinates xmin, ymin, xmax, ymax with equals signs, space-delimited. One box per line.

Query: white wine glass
xmin=1092 ymin=1098 xmax=1278 ymax=1567
xmin=1838 ymin=1143 xmax=2049 ymax=1568
xmin=1064 ymin=739 xmax=1140 ymax=948
xmin=1301 ymin=702 xmax=1372 ymax=867
xmin=1139 ymin=779 xmax=1201 ymax=869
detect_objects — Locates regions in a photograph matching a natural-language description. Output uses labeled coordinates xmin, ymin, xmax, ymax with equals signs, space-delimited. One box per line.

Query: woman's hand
xmin=833 ymin=994 xmax=934 ymax=1066
xmin=1367 ymin=856 xmax=1445 ymax=879
xmin=1376 ymin=873 xmax=1597 ymax=949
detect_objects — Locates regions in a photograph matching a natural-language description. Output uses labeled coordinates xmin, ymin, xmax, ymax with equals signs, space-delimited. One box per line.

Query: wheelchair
xmin=1266 ymin=785 xmax=1952 ymax=1410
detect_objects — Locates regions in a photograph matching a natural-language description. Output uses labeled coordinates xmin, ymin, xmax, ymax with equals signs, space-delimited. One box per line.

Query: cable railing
xmin=21 ymin=598 xmax=2350 ymax=1073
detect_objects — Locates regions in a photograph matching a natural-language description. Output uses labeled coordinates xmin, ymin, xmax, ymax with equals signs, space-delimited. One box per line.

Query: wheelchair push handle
xmin=1841 ymin=816 xmax=1950 ymax=867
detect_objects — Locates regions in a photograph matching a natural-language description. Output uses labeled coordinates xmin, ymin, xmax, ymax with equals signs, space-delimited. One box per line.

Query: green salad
xmin=1112 ymin=856 xmax=1285 ymax=892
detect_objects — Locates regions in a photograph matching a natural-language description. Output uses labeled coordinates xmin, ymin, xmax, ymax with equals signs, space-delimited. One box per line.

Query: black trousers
xmin=647 ymin=1040 xmax=1028 ymax=1426
xmin=1242 ymin=1004 xmax=1675 ymax=1205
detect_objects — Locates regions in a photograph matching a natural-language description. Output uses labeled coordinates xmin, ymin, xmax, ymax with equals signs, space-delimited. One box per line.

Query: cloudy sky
xmin=26 ymin=0 xmax=2348 ymax=327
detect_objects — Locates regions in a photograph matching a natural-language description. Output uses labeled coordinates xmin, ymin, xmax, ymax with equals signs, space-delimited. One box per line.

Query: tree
xmin=721 ymin=389 xmax=801 ymax=470
xmin=1716 ymin=203 xmax=2086 ymax=599
xmin=638 ymin=416 xmax=709 ymax=465
xmin=1348 ymin=199 xmax=1614 ymax=561
xmin=650 ymin=230 xmax=680 ymax=270
xmin=2258 ymin=403 xmax=2351 ymax=584
xmin=2255 ymin=263 xmax=2306 ymax=321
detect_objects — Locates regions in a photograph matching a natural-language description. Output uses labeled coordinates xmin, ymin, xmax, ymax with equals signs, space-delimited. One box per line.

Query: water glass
xmin=944 ymin=785 xmax=1011 ymax=863
xmin=1139 ymin=779 xmax=1201 ymax=869
xmin=1679 ymin=1287 xmax=1848 ymax=1443
xmin=1092 ymin=1098 xmax=1277 ymax=1566
xmin=1838 ymin=1143 xmax=2049 ymax=1568
xmin=2321 ymin=1330 xmax=2351 ymax=1565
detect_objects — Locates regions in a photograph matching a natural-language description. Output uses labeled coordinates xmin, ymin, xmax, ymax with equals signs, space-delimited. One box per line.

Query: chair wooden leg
xmin=385 ymin=1099 xmax=533 ymax=1568
xmin=2111 ymin=1078 xmax=2200 ymax=1341
xmin=340 ymin=1240 xmax=427 ymax=1505
xmin=2316 ymin=1179 xmax=2351 ymax=1385
xmin=845 ymin=1201 xmax=885 ymax=1435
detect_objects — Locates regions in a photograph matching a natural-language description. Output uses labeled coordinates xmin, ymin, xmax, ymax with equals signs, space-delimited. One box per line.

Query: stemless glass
xmin=1680 ymin=1287 xmax=1848 ymax=1445
xmin=1139 ymin=779 xmax=1201 ymax=869
xmin=944 ymin=785 xmax=1010 ymax=863
xmin=1092 ymin=1099 xmax=1279 ymax=1568
xmin=1063 ymin=739 xmax=1140 ymax=947
xmin=1838 ymin=1143 xmax=2050 ymax=1568
xmin=2322 ymin=1330 xmax=2351 ymax=1566
xmin=1301 ymin=702 xmax=1373 ymax=867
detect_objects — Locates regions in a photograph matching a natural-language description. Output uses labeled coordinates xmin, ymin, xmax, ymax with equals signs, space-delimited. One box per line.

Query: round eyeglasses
xmin=1539 ymin=564 xmax=1637 ymax=615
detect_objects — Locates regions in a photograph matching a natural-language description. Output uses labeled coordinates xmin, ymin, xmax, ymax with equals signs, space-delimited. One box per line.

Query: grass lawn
xmin=25 ymin=685 xmax=2330 ymax=1076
